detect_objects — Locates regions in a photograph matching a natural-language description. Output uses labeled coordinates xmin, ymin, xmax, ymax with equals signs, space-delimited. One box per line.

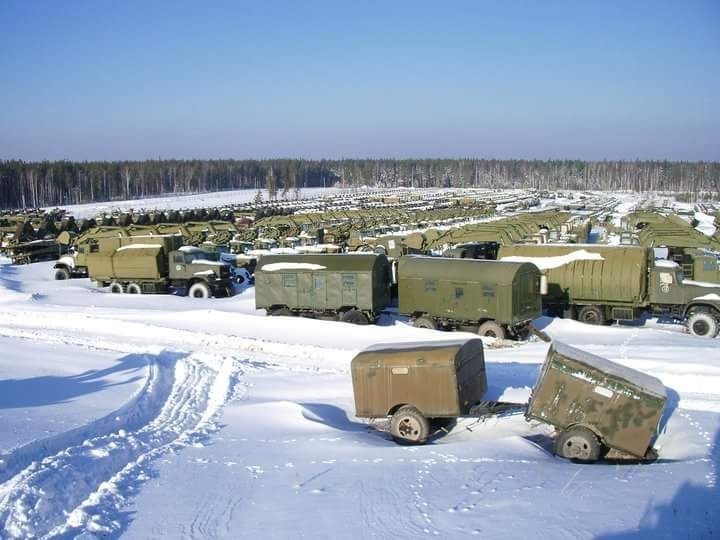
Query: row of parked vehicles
xmin=254 ymin=244 xmax=720 ymax=338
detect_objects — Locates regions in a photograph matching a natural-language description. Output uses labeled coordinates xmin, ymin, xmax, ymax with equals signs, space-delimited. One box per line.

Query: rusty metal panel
xmin=527 ymin=342 xmax=666 ymax=457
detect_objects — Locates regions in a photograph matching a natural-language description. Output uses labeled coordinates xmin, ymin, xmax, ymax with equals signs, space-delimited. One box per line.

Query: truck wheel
xmin=390 ymin=406 xmax=430 ymax=444
xmin=269 ymin=307 xmax=294 ymax=317
xmin=340 ymin=309 xmax=369 ymax=325
xmin=54 ymin=267 xmax=70 ymax=280
xmin=109 ymin=281 xmax=124 ymax=294
xmin=554 ymin=426 xmax=602 ymax=462
xmin=577 ymin=305 xmax=605 ymax=325
xmin=412 ymin=316 xmax=437 ymax=330
xmin=126 ymin=282 xmax=142 ymax=294
xmin=188 ymin=281 xmax=211 ymax=299
xmin=478 ymin=321 xmax=506 ymax=340
xmin=687 ymin=312 xmax=719 ymax=338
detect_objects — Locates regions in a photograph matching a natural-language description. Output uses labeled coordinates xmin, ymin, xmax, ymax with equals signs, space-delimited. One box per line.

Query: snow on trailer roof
xmin=499 ymin=249 xmax=604 ymax=270
xmin=261 ymin=262 xmax=327 ymax=272
xmin=550 ymin=341 xmax=666 ymax=398
xmin=357 ymin=337 xmax=482 ymax=354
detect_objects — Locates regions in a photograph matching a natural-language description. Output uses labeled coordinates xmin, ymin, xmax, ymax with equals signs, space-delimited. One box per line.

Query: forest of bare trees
xmin=0 ymin=158 xmax=718 ymax=209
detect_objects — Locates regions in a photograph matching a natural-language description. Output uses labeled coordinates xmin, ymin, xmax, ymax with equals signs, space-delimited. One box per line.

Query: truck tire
xmin=478 ymin=320 xmax=506 ymax=340
xmin=554 ymin=426 xmax=602 ymax=462
xmin=188 ymin=281 xmax=211 ymax=299
xmin=390 ymin=405 xmax=430 ymax=444
xmin=340 ymin=309 xmax=369 ymax=325
xmin=412 ymin=316 xmax=437 ymax=330
xmin=126 ymin=282 xmax=142 ymax=294
xmin=54 ymin=267 xmax=70 ymax=280
xmin=686 ymin=312 xmax=719 ymax=338
xmin=577 ymin=305 xmax=605 ymax=325
xmin=109 ymin=281 xmax=124 ymax=294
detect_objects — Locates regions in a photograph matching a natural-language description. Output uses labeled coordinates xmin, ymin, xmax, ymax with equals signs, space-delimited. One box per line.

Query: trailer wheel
xmin=577 ymin=305 xmax=605 ymax=326
xmin=390 ymin=406 xmax=430 ymax=444
xmin=412 ymin=316 xmax=437 ymax=330
xmin=54 ymin=267 xmax=70 ymax=280
xmin=340 ymin=309 xmax=369 ymax=325
xmin=686 ymin=312 xmax=719 ymax=338
xmin=269 ymin=307 xmax=294 ymax=317
xmin=188 ymin=281 xmax=211 ymax=299
xmin=126 ymin=282 xmax=142 ymax=295
xmin=554 ymin=426 xmax=602 ymax=462
xmin=478 ymin=320 xmax=505 ymax=340
xmin=109 ymin=281 xmax=124 ymax=294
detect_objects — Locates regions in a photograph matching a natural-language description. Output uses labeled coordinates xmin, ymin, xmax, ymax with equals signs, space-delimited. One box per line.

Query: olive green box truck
xmin=254 ymin=253 xmax=392 ymax=324
xmin=398 ymin=255 xmax=542 ymax=339
xmin=87 ymin=237 xmax=233 ymax=298
xmin=498 ymin=244 xmax=720 ymax=338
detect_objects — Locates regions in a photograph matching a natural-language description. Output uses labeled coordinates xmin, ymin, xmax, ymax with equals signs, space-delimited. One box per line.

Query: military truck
xmin=53 ymin=233 xmax=184 ymax=280
xmin=87 ymin=236 xmax=233 ymax=297
xmin=398 ymin=255 xmax=542 ymax=339
xmin=254 ymin=253 xmax=392 ymax=324
xmin=527 ymin=341 xmax=666 ymax=461
xmin=498 ymin=244 xmax=720 ymax=338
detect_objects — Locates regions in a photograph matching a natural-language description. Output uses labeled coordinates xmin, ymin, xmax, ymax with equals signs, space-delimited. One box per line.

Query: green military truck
xmin=498 ymin=244 xmax=720 ymax=338
xmin=398 ymin=255 xmax=542 ymax=339
xmin=53 ymin=233 xmax=183 ymax=280
xmin=254 ymin=253 xmax=392 ymax=324
xmin=527 ymin=341 xmax=666 ymax=461
xmin=87 ymin=236 xmax=234 ymax=298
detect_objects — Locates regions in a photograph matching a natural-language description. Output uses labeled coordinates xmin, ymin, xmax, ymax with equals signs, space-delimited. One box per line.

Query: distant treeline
xmin=0 ymin=159 xmax=718 ymax=209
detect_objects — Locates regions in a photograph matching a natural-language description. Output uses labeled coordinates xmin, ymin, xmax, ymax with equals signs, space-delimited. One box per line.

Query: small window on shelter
xmin=342 ymin=274 xmax=356 ymax=288
xmin=455 ymin=287 xmax=464 ymax=299
xmin=282 ymin=274 xmax=297 ymax=288
xmin=424 ymin=279 xmax=437 ymax=292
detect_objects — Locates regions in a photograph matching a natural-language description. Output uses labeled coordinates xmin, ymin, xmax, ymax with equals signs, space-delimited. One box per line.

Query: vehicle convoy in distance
xmin=498 ymin=244 xmax=720 ymax=338
xmin=398 ymin=255 xmax=542 ymax=339
xmin=351 ymin=338 xmax=666 ymax=462
xmin=254 ymin=253 xmax=392 ymax=324
xmin=86 ymin=235 xmax=234 ymax=298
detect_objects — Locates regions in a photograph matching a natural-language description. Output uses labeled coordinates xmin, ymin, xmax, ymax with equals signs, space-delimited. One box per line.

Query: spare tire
xmin=54 ymin=267 xmax=71 ymax=280
xmin=687 ymin=311 xmax=719 ymax=338
xmin=478 ymin=320 xmax=505 ymax=340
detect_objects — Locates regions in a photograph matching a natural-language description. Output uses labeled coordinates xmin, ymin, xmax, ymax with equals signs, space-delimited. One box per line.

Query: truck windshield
xmin=184 ymin=252 xmax=212 ymax=264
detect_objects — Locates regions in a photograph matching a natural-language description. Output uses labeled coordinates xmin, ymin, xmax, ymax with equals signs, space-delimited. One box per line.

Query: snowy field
xmin=0 ymin=255 xmax=719 ymax=539
xmin=1 ymin=188 xmax=719 ymax=538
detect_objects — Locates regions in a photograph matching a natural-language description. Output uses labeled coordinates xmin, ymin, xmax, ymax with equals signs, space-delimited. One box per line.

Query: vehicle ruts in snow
xmin=498 ymin=244 xmax=720 ymax=338
xmin=351 ymin=338 xmax=666 ymax=463
xmin=254 ymin=253 xmax=542 ymax=338
xmin=86 ymin=235 xmax=234 ymax=298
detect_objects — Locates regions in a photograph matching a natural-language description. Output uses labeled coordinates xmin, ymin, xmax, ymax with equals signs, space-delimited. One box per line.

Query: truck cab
xmin=169 ymin=246 xmax=233 ymax=297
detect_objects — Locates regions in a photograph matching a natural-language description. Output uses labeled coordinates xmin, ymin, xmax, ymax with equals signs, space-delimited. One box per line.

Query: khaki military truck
xmin=498 ymin=244 xmax=720 ymax=338
xmin=351 ymin=338 xmax=487 ymax=443
xmin=527 ymin=341 xmax=666 ymax=461
xmin=87 ymin=237 xmax=233 ymax=297
xmin=254 ymin=253 xmax=392 ymax=324
xmin=398 ymin=255 xmax=542 ymax=339
xmin=53 ymin=233 xmax=183 ymax=280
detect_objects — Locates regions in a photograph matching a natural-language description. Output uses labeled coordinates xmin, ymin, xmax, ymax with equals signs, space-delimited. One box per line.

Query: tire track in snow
xmin=0 ymin=352 xmax=244 ymax=539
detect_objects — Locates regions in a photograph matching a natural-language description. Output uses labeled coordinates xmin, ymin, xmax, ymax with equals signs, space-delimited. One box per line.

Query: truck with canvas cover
xmin=254 ymin=253 xmax=392 ymax=324
xmin=351 ymin=338 xmax=487 ymax=443
xmin=498 ymin=244 xmax=720 ymax=338
xmin=53 ymin=233 xmax=183 ymax=280
xmin=398 ymin=255 xmax=542 ymax=339
xmin=527 ymin=341 xmax=666 ymax=461
xmin=87 ymin=239 xmax=233 ymax=298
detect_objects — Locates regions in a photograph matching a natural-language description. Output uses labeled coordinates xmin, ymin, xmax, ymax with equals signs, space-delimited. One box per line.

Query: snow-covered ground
xmin=0 ymin=254 xmax=719 ymax=539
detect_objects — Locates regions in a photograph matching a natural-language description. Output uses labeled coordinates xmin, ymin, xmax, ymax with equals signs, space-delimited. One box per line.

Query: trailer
xmin=351 ymin=338 xmax=666 ymax=462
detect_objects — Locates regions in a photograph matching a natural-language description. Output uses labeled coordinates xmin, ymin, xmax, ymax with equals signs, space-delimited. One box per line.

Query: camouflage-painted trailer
xmin=398 ymin=255 xmax=542 ymax=339
xmin=527 ymin=341 xmax=666 ymax=461
xmin=254 ymin=253 xmax=392 ymax=324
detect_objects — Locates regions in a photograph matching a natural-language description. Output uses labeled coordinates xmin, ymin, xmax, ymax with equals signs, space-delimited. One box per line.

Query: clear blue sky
xmin=1 ymin=0 xmax=718 ymax=161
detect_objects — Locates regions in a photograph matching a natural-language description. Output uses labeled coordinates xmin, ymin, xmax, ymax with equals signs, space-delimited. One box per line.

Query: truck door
xmin=649 ymin=268 xmax=685 ymax=306
xmin=312 ymin=273 xmax=327 ymax=310
xmin=170 ymin=253 xmax=185 ymax=279
xmin=297 ymin=273 xmax=312 ymax=307
xmin=341 ymin=273 xmax=358 ymax=307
